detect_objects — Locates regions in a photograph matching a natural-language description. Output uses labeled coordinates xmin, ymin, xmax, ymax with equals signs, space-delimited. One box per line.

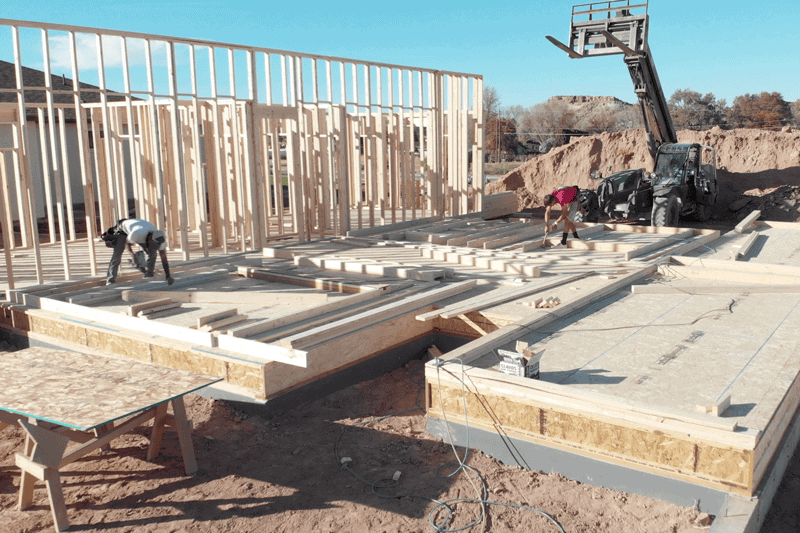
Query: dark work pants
xmin=106 ymin=236 xmax=128 ymax=283
xmin=143 ymin=235 xmax=164 ymax=276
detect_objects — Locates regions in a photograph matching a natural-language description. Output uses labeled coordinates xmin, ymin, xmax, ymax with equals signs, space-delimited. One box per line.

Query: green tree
xmin=668 ymin=89 xmax=727 ymax=130
xmin=728 ymin=92 xmax=791 ymax=129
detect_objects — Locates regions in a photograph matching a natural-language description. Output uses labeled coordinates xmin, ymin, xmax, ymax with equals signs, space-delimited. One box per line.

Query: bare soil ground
xmin=2 ymin=359 xmax=719 ymax=533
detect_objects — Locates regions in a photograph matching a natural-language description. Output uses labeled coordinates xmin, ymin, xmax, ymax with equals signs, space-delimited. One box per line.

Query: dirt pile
xmin=487 ymin=127 xmax=800 ymax=221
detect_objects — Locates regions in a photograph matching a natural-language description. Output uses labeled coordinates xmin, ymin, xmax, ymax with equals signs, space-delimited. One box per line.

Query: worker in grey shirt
xmin=101 ymin=218 xmax=174 ymax=285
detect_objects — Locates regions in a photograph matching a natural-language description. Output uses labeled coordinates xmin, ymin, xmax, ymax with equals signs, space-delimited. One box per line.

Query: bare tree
xmin=483 ymin=86 xmax=501 ymax=122
xmin=516 ymin=99 xmax=577 ymax=149
xmin=790 ymin=99 xmax=800 ymax=127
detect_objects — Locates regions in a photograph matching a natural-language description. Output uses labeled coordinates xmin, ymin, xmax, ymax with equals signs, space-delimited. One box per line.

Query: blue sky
xmin=2 ymin=0 xmax=798 ymax=108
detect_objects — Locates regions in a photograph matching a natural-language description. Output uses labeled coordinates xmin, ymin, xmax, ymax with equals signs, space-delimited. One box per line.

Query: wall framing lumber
xmin=281 ymin=280 xmax=477 ymax=350
xmin=416 ymin=272 xmax=594 ymax=322
xmin=734 ymin=210 xmax=761 ymax=234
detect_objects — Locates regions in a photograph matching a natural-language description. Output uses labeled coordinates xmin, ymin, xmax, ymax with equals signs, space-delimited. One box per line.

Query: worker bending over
xmin=102 ymin=218 xmax=174 ymax=285
xmin=543 ymin=185 xmax=583 ymax=247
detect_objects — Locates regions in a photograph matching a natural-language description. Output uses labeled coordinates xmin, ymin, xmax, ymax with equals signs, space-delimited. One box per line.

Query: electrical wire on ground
xmin=333 ymin=358 xmax=567 ymax=533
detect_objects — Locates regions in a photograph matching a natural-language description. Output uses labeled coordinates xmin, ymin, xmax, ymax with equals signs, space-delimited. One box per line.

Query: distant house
xmin=0 ymin=60 xmax=130 ymax=221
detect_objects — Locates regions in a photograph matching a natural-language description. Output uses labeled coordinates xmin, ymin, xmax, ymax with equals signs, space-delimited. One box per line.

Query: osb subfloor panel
xmin=469 ymin=274 xmax=800 ymax=435
xmin=0 ymin=346 xmax=220 ymax=430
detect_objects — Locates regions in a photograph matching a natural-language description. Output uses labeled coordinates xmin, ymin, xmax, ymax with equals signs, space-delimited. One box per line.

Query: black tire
xmin=652 ymin=194 xmax=680 ymax=227
xmin=694 ymin=203 xmax=711 ymax=222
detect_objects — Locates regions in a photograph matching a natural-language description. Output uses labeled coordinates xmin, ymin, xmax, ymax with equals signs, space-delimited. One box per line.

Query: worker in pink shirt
xmin=543 ymin=185 xmax=584 ymax=247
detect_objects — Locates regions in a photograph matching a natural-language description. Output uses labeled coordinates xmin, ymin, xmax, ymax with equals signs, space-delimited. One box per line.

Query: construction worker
xmin=543 ymin=185 xmax=583 ymax=247
xmin=101 ymin=218 xmax=174 ymax=285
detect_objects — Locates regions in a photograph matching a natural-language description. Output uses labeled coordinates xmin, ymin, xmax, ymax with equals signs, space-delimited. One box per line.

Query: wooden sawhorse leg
xmin=146 ymin=396 xmax=197 ymax=475
xmin=15 ymin=419 xmax=72 ymax=532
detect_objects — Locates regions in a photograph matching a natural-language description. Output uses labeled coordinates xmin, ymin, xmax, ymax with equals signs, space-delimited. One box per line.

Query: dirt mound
xmin=487 ymin=127 xmax=800 ymax=219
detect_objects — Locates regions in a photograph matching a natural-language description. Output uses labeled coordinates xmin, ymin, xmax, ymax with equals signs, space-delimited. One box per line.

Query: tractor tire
xmin=652 ymin=194 xmax=680 ymax=227
xmin=694 ymin=203 xmax=711 ymax=223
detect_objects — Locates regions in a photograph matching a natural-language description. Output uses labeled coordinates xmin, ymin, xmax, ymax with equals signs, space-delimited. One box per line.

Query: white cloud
xmin=47 ymin=33 xmax=168 ymax=73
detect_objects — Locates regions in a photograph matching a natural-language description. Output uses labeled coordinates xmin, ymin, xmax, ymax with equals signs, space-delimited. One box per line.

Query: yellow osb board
xmin=86 ymin=329 xmax=152 ymax=363
xmin=151 ymin=345 xmax=228 ymax=378
xmin=544 ymin=410 xmax=696 ymax=470
xmin=429 ymin=384 xmax=541 ymax=436
xmin=29 ymin=314 xmax=87 ymax=345
xmin=227 ymin=361 xmax=267 ymax=394
xmin=0 ymin=347 xmax=220 ymax=430
xmin=429 ymin=382 xmax=753 ymax=492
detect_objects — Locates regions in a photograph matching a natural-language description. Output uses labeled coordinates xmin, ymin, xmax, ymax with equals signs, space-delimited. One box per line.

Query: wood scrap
xmin=127 ymin=298 xmax=174 ymax=317
xmin=197 ymin=309 xmax=238 ymax=328
xmin=121 ymin=289 xmax=328 ymax=306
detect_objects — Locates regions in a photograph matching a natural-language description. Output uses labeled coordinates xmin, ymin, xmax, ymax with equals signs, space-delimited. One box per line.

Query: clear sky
xmin=2 ymin=0 xmax=798 ymax=109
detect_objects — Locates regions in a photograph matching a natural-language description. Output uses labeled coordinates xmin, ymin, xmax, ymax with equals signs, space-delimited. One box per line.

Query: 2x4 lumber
xmin=281 ymin=279 xmax=477 ymax=350
xmin=197 ymin=308 xmax=238 ymax=328
xmin=67 ymin=292 xmax=121 ymax=306
xmin=138 ymin=301 xmax=182 ymax=317
xmin=346 ymin=215 xmax=443 ymax=238
xmin=200 ymin=314 xmax=248 ymax=331
xmin=624 ymin=228 xmax=695 ymax=260
xmin=441 ymin=266 xmax=657 ymax=366
xmin=226 ymin=281 xmax=413 ymax=338
xmin=127 ymin=298 xmax=175 ymax=317
xmin=482 ymin=224 xmax=547 ymax=250
xmin=238 ymin=266 xmax=372 ymax=294
xmin=730 ymin=231 xmax=759 ymax=261
xmin=445 ymin=223 xmax=512 ymax=247
xmin=466 ymin=225 xmax=522 ymax=248
xmin=516 ymin=224 xmax=606 ymax=252
xmin=638 ymin=229 xmax=721 ymax=261
xmin=599 ymin=224 xmax=688 ymax=235
xmin=294 ymin=256 xmax=446 ymax=282
xmin=734 ymin=210 xmax=761 ymax=234
xmin=417 ymin=247 xmax=542 ymax=278
xmin=121 ymin=289 xmax=327 ymax=306
xmin=696 ymin=394 xmax=732 ymax=417
xmin=631 ymin=284 xmax=800 ymax=294
xmin=416 ymin=272 xmax=594 ymax=322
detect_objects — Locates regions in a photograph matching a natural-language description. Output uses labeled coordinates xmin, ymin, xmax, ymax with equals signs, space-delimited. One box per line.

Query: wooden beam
xmin=200 ymin=314 xmax=248 ymax=331
xmin=238 ymin=266 xmax=372 ymax=294
xmin=294 ymin=256 xmax=446 ymax=282
xmin=624 ymin=228 xmax=694 ymax=261
xmin=121 ymin=290 xmax=328 ymax=306
xmin=440 ymin=266 xmax=658 ymax=366
xmin=281 ymin=280 xmax=477 ymax=349
xmin=639 ymin=230 xmax=721 ymax=261
xmin=127 ymin=298 xmax=174 ymax=317
xmin=734 ymin=210 xmax=761 ymax=234
xmin=197 ymin=308 xmax=238 ymax=328
xmin=416 ymin=272 xmax=594 ymax=322
xmin=226 ymin=281 xmax=413 ymax=338
xmin=730 ymin=231 xmax=759 ymax=261
xmin=138 ymin=301 xmax=182 ymax=317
